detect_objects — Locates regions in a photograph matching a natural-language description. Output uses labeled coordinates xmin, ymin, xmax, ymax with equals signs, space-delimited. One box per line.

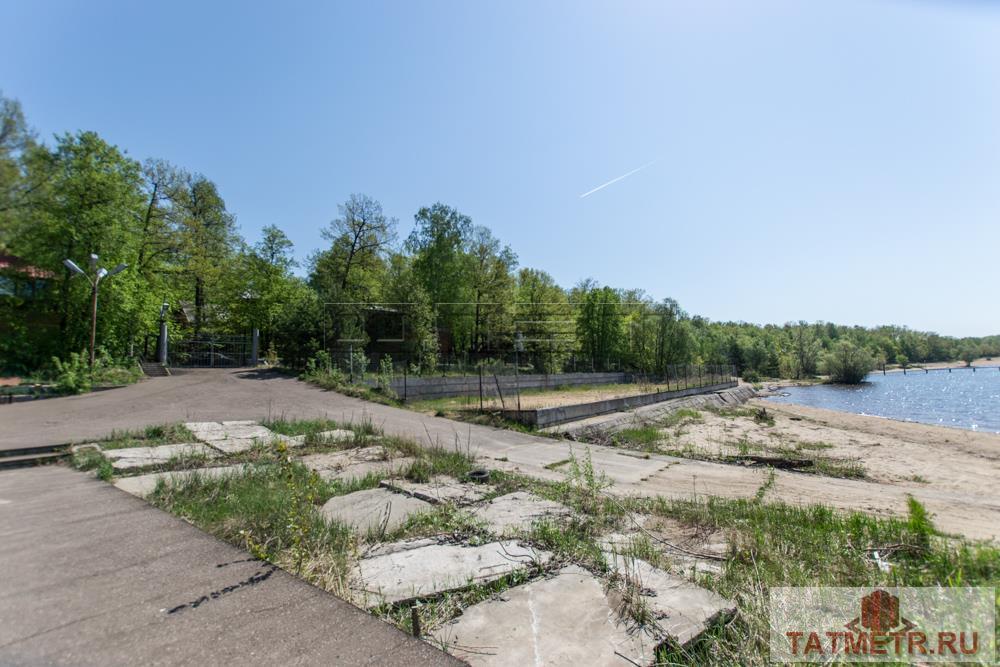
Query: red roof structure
xmin=0 ymin=254 xmax=54 ymax=279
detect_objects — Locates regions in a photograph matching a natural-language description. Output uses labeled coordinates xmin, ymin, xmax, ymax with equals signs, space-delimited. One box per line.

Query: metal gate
xmin=169 ymin=335 xmax=253 ymax=368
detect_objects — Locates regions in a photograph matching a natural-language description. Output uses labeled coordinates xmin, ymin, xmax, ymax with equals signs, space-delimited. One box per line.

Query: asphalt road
xmin=0 ymin=369 xmax=584 ymax=467
xmin=0 ymin=465 xmax=461 ymax=666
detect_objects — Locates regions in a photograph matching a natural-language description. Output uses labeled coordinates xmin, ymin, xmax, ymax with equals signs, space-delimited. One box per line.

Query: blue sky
xmin=3 ymin=0 xmax=999 ymax=337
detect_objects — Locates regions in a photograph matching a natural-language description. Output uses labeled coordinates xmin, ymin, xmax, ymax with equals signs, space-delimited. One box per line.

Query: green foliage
xmin=821 ymin=340 xmax=875 ymax=384
xmin=2 ymin=89 xmax=997 ymax=378
xmin=575 ymin=284 xmax=625 ymax=371
xmin=50 ymin=352 xmax=92 ymax=394
xmin=47 ymin=349 xmax=141 ymax=394
xmin=70 ymin=447 xmax=114 ymax=480
xmin=376 ymin=354 xmax=396 ymax=398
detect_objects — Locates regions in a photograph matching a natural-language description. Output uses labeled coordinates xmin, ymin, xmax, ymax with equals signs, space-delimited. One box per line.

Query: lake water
xmin=765 ymin=367 xmax=1000 ymax=433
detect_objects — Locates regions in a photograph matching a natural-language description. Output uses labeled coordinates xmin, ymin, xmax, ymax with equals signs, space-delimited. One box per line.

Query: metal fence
xmin=169 ymin=335 xmax=254 ymax=368
xmin=315 ymin=354 xmax=736 ymax=406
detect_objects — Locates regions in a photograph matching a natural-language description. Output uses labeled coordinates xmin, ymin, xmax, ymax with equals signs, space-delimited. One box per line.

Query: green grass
xmin=635 ymin=494 xmax=1000 ymax=665
xmin=708 ymin=405 xmax=775 ymax=426
xmin=261 ymin=417 xmax=343 ymax=436
xmin=148 ymin=460 xmax=362 ymax=594
xmin=300 ymin=370 xmax=402 ymax=406
xmin=659 ymin=407 xmax=705 ymax=429
xmin=93 ymin=423 xmax=195 ymax=450
xmin=607 ymin=409 xmax=705 ymax=454
xmin=617 ymin=425 xmax=662 ymax=445
xmin=70 ymin=447 xmax=113 ymax=480
xmin=101 ymin=419 xmax=999 ymax=664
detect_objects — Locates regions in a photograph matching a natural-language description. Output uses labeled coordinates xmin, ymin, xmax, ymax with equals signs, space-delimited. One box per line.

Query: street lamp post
xmin=63 ymin=255 xmax=128 ymax=367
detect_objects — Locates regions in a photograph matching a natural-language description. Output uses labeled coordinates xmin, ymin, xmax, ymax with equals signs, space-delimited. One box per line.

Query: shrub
xmin=741 ymin=369 xmax=761 ymax=383
xmin=822 ymin=341 xmax=875 ymax=384
xmin=376 ymin=354 xmax=396 ymax=398
xmin=51 ymin=352 xmax=92 ymax=394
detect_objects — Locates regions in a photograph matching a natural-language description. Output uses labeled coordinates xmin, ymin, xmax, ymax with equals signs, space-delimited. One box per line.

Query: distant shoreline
xmin=877 ymin=357 xmax=998 ymax=375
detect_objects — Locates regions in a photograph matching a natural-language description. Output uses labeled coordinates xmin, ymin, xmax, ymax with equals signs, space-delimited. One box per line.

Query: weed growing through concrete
xmin=98 ymin=417 xmax=1000 ymax=664
xmin=91 ymin=423 xmax=195 ymax=450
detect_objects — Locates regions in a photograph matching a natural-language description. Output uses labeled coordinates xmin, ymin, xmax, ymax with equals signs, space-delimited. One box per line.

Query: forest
xmin=2 ymin=91 xmax=997 ymax=379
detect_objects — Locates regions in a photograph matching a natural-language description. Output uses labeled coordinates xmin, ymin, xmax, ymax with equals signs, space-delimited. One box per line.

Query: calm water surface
xmin=765 ymin=368 xmax=1000 ymax=433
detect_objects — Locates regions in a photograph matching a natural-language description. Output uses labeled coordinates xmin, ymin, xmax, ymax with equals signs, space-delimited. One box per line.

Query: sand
xmin=629 ymin=398 xmax=1000 ymax=540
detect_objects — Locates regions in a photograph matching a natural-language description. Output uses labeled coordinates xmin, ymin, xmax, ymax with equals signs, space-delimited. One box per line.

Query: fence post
xmin=250 ymin=329 xmax=259 ymax=367
xmin=158 ymin=321 xmax=168 ymax=365
xmin=479 ymin=365 xmax=484 ymax=412
xmin=403 ymin=363 xmax=408 ymax=402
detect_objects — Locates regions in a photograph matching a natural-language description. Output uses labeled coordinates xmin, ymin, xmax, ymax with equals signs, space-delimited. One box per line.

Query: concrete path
xmin=0 ymin=465 xmax=460 ymax=666
xmin=2 ymin=369 xmax=998 ymax=541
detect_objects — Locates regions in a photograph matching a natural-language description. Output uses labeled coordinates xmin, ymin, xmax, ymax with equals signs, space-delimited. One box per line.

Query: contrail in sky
xmin=578 ymin=159 xmax=659 ymax=198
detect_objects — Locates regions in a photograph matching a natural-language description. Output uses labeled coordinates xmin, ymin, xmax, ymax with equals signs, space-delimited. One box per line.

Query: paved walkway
xmin=0 ymin=465 xmax=460 ymax=666
xmin=2 ymin=369 xmax=997 ymax=540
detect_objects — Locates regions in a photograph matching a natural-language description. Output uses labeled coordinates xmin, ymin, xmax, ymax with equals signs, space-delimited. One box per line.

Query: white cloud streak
xmin=578 ymin=159 xmax=658 ymax=199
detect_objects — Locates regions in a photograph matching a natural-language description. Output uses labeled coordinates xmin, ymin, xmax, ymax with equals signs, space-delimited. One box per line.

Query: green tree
xmin=406 ymin=203 xmax=473 ymax=356
xmin=515 ymin=268 xmax=571 ymax=373
xmin=466 ymin=225 xmax=517 ymax=356
xmin=822 ymin=340 xmax=875 ymax=384
xmin=174 ymin=175 xmax=238 ymax=333
xmin=576 ymin=284 xmax=625 ymax=371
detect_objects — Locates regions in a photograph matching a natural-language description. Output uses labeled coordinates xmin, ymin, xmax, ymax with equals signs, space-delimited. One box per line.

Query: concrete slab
xmin=185 ymin=420 xmax=280 ymax=454
xmin=381 ymin=475 xmax=492 ymax=505
xmin=0 ymin=465 xmax=460 ymax=666
xmin=435 ymin=565 xmax=649 ymax=666
xmin=112 ymin=464 xmax=254 ymax=497
xmin=352 ymin=539 xmax=552 ymax=608
xmin=314 ymin=428 xmax=356 ymax=442
xmin=604 ymin=552 xmax=735 ymax=646
xmin=217 ymin=421 xmax=276 ymax=440
xmin=472 ymin=491 xmax=572 ymax=534
xmin=104 ymin=443 xmax=218 ymax=471
xmin=302 ymin=446 xmax=415 ymax=481
xmin=321 ymin=487 xmax=432 ymax=535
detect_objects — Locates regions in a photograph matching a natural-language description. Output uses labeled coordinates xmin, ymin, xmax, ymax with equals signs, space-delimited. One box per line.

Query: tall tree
xmin=310 ymin=194 xmax=396 ymax=347
xmin=515 ymin=268 xmax=570 ymax=373
xmin=466 ymin=225 xmax=517 ymax=355
xmin=576 ymin=284 xmax=626 ymax=371
xmin=175 ymin=175 xmax=238 ymax=333
xmin=406 ymin=203 xmax=473 ymax=357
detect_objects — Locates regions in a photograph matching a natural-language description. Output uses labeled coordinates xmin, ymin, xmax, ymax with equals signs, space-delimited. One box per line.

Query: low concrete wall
xmin=500 ymin=381 xmax=739 ymax=428
xmin=367 ymin=372 xmax=628 ymax=401
xmin=554 ymin=383 xmax=757 ymax=436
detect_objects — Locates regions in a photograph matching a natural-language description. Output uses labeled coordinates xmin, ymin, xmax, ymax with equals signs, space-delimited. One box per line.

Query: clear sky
xmin=3 ymin=0 xmax=999 ymax=337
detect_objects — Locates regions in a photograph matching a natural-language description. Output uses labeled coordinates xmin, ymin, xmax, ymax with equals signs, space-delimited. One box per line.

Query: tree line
xmin=1 ymin=91 xmax=996 ymax=377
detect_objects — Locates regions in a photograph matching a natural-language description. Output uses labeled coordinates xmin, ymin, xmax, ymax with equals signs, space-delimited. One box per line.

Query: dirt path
xmin=3 ymin=369 xmax=998 ymax=542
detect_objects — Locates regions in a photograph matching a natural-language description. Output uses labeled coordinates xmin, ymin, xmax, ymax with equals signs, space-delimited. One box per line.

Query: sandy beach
xmin=643 ymin=397 xmax=1000 ymax=539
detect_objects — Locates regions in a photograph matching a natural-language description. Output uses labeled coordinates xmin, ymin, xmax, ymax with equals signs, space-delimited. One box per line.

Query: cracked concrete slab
xmin=435 ymin=565 xmax=649 ymax=666
xmin=302 ymin=446 xmax=414 ymax=481
xmin=112 ymin=464 xmax=255 ymax=497
xmin=321 ymin=487 xmax=432 ymax=535
xmin=380 ymin=475 xmax=492 ymax=505
xmin=604 ymin=551 xmax=734 ymax=646
xmin=352 ymin=539 xmax=552 ymax=608
xmin=184 ymin=420 xmax=281 ymax=454
xmin=312 ymin=428 xmax=356 ymax=442
xmin=104 ymin=443 xmax=219 ymax=471
xmin=471 ymin=491 xmax=572 ymax=534
xmin=612 ymin=515 xmax=728 ymax=577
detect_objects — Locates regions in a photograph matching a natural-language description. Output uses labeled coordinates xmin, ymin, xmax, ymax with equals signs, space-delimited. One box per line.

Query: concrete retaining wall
xmin=499 ymin=381 xmax=739 ymax=427
xmin=553 ymin=383 xmax=758 ymax=436
xmin=367 ymin=372 xmax=628 ymax=401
